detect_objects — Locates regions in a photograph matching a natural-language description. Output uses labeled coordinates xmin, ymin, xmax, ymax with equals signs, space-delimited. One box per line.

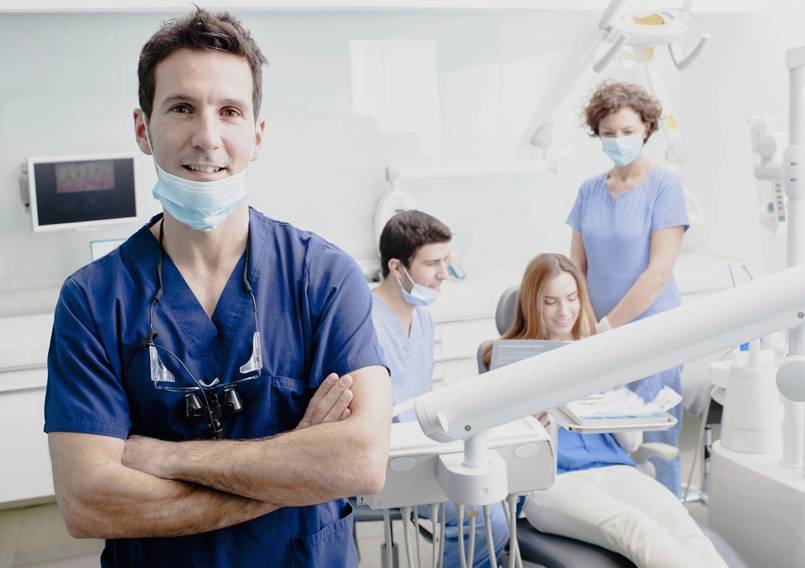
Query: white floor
xmin=9 ymin=411 xmax=719 ymax=568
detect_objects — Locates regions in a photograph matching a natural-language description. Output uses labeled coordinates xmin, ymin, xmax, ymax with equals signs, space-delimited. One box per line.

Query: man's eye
xmin=169 ymin=104 xmax=191 ymax=114
xmin=222 ymin=108 xmax=242 ymax=118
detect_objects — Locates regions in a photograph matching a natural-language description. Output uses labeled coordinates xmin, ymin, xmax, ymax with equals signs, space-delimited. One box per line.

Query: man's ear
xmin=251 ymin=117 xmax=266 ymax=162
xmin=387 ymin=258 xmax=403 ymax=279
xmin=133 ymin=109 xmax=152 ymax=156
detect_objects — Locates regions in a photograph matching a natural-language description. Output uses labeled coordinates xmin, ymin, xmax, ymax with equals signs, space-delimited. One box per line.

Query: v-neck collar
xmin=604 ymin=166 xmax=655 ymax=203
xmin=140 ymin=209 xmax=267 ymax=357
xmin=373 ymin=295 xmax=416 ymax=339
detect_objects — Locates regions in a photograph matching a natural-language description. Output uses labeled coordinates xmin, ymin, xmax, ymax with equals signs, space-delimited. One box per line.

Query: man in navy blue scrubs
xmin=44 ymin=8 xmax=392 ymax=567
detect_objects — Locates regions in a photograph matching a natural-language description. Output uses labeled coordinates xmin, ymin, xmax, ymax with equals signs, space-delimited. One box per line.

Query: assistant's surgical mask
xmin=601 ymin=133 xmax=644 ymax=166
xmin=145 ymin=125 xmax=251 ymax=232
xmin=397 ymin=266 xmax=441 ymax=307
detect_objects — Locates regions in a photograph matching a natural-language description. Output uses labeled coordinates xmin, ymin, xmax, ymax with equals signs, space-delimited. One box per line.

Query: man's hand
xmin=296 ymin=373 xmax=354 ymax=430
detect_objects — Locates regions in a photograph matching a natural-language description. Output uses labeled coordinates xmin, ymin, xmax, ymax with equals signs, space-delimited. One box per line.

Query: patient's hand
xmin=296 ymin=373 xmax=353 ymax=429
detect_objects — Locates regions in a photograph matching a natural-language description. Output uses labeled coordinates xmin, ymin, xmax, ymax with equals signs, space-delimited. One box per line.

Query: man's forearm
xmin=62 ymin=462 xmax=277 ymax=539
xmin=121 ymin=367 xmax=392 ymax=506
xmin=157 ymin=419 xmax=383 ymax=505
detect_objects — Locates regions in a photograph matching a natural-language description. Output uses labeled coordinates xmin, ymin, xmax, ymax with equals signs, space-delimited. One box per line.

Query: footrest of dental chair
xmin=515 ymin=518 xmax=636 ymax=568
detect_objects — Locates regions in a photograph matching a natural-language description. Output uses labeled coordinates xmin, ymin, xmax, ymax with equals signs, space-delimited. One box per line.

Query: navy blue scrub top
xmin=44 ymin=208 xmax=386 ymax=568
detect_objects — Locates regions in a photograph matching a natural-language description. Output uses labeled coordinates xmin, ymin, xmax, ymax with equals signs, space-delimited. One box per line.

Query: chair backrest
xmin=477 ymin=286 xmax=520 ymax=374
xmin=495 ymin=286 xmax=520 ymax=335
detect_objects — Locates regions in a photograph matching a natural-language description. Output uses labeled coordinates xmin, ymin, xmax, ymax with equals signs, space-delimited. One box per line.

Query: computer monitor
xmin=27 ymin=153 xmax=137 ymax=232
xmin=489 ymin=339 xmax=569 ymax=370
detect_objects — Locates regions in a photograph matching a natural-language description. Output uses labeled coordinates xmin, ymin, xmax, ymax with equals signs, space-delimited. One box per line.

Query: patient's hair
xmin=482 ymin=253 xmax=596 ymax=368
xmin=583 ymin=80 xmax=662 ymax=142
xmin=138 ymin=7 xmax=268 ymax=120
xmin=379 ymin=210 xmax=452 ymax=278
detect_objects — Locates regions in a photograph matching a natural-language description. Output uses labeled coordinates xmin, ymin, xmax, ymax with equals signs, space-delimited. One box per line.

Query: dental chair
xmin=480 ymin=286 xmax=746 ymax=568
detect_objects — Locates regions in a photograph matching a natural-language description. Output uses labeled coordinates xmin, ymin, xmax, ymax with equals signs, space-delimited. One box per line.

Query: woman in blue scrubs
xmin=567 ymin=81 xmax=689 ymax=494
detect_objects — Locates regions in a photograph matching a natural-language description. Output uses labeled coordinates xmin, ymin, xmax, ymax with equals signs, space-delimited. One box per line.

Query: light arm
xmin=522 ymin=29 xmax=605 ymax=151
xmin=48 ymin=432 xmax=277 ymax=539
xmin=606 ymin=227 xmax=684 ymax=327
xmin=131 ymin=366 xmax=392 ymax=504
xmin=412 ymin=265 xmax=805 ymax=443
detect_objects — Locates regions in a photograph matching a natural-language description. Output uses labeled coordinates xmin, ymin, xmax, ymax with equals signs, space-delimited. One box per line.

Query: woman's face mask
xmin=601 ymin=134 xmax=644 ymax=166
xmin=597 ymin=107 xmax=647 ymax=167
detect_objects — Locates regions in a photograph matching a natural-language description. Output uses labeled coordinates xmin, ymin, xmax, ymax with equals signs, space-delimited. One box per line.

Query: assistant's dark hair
xmin=379 ymin=210 xmax=452 ymax=278
xmin=138 ymin=7 xmax=267 ymax=120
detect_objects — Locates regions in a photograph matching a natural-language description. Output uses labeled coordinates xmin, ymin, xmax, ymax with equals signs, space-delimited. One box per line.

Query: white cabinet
xmin=0 ymin=375 xmax=52 ymax=507
xmin=0 ymin=314 xmax=54 ymax=509
xmin=432 ymin=314 xmax=497 ymax=387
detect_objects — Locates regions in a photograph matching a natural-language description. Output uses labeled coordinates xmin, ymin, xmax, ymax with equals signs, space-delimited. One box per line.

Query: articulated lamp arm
xmin=410 ymin=265 xmax=805 ymax=443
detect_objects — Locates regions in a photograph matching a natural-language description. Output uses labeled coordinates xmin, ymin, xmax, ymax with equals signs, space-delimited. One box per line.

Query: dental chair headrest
xmin=495 ymin=286 xmax=519 ymax=335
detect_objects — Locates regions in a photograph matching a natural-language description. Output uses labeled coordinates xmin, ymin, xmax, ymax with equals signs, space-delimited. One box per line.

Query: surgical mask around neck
xmin=397 ymin=267 xmax=440 ymax=307
xmin=145 ymin=126 xmax=250 ymax=232
xmin=153 ymin=164 xmax=250 ymax=231
xmin=601 ymin=134 xmax=644 ymax=166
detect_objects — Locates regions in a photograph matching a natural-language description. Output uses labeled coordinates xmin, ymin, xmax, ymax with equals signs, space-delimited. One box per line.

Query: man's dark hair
xmin=379 ymin=210 xmax=452 ymax=278
xmin=138 ymin=7 xmax=267 ymax=121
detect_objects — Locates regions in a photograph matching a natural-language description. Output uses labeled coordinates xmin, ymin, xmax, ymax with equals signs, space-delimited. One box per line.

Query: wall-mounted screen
xmin=28 ymin=153 xmax=137 ymax=232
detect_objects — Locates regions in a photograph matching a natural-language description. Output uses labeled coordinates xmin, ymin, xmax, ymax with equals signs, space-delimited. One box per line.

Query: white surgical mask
xmin=397 ymin=266 xmax=441 ymax=307
xmin=601 ymin=134 xmax=644 ymax=166
xmin=145 ymin=125 xmax=251 ymax=231
xmin=152 ymin=164 xmax=250 ymax=232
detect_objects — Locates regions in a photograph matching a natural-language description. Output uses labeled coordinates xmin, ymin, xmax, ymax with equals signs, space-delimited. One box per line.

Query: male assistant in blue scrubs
xmin=44 ymin=8 xmax=392 ymax=567
xmin=371 ymin=211 xmax=508 ymax=567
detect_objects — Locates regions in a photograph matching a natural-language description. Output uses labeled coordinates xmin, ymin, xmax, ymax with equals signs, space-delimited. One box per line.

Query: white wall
xmin=0 ymin=6 xmax=802 ymax=306
xmin=677 ymin=5 xmax=805 ymax=275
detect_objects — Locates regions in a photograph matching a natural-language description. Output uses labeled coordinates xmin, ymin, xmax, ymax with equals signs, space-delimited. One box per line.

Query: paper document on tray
xmin=562 ymin=386 xmax=682 ymax=427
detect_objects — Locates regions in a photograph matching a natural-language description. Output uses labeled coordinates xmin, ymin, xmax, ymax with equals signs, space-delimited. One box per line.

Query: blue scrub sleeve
xmin=44 ymin=279 xmax=131 ymax=439
xmin=305 ymin=244 xmax=387 ymax=387
xmin=566 ymin=182 xmax=587 ymax=231
xmin=651 ymin=174 xmax=689 ymax=232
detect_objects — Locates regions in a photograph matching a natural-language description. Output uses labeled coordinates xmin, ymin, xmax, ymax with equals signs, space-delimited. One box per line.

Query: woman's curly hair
xmin=583 ymin=80 xmax=663 ymax=142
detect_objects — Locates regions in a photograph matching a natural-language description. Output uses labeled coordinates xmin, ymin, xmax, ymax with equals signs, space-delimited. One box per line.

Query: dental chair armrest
xmin=630 ymin=442 xmax=679 ymax=464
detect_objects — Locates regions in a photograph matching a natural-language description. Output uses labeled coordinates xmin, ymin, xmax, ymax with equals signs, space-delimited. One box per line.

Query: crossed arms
xmin=49 ymin=367 xmax=392 ymax=539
